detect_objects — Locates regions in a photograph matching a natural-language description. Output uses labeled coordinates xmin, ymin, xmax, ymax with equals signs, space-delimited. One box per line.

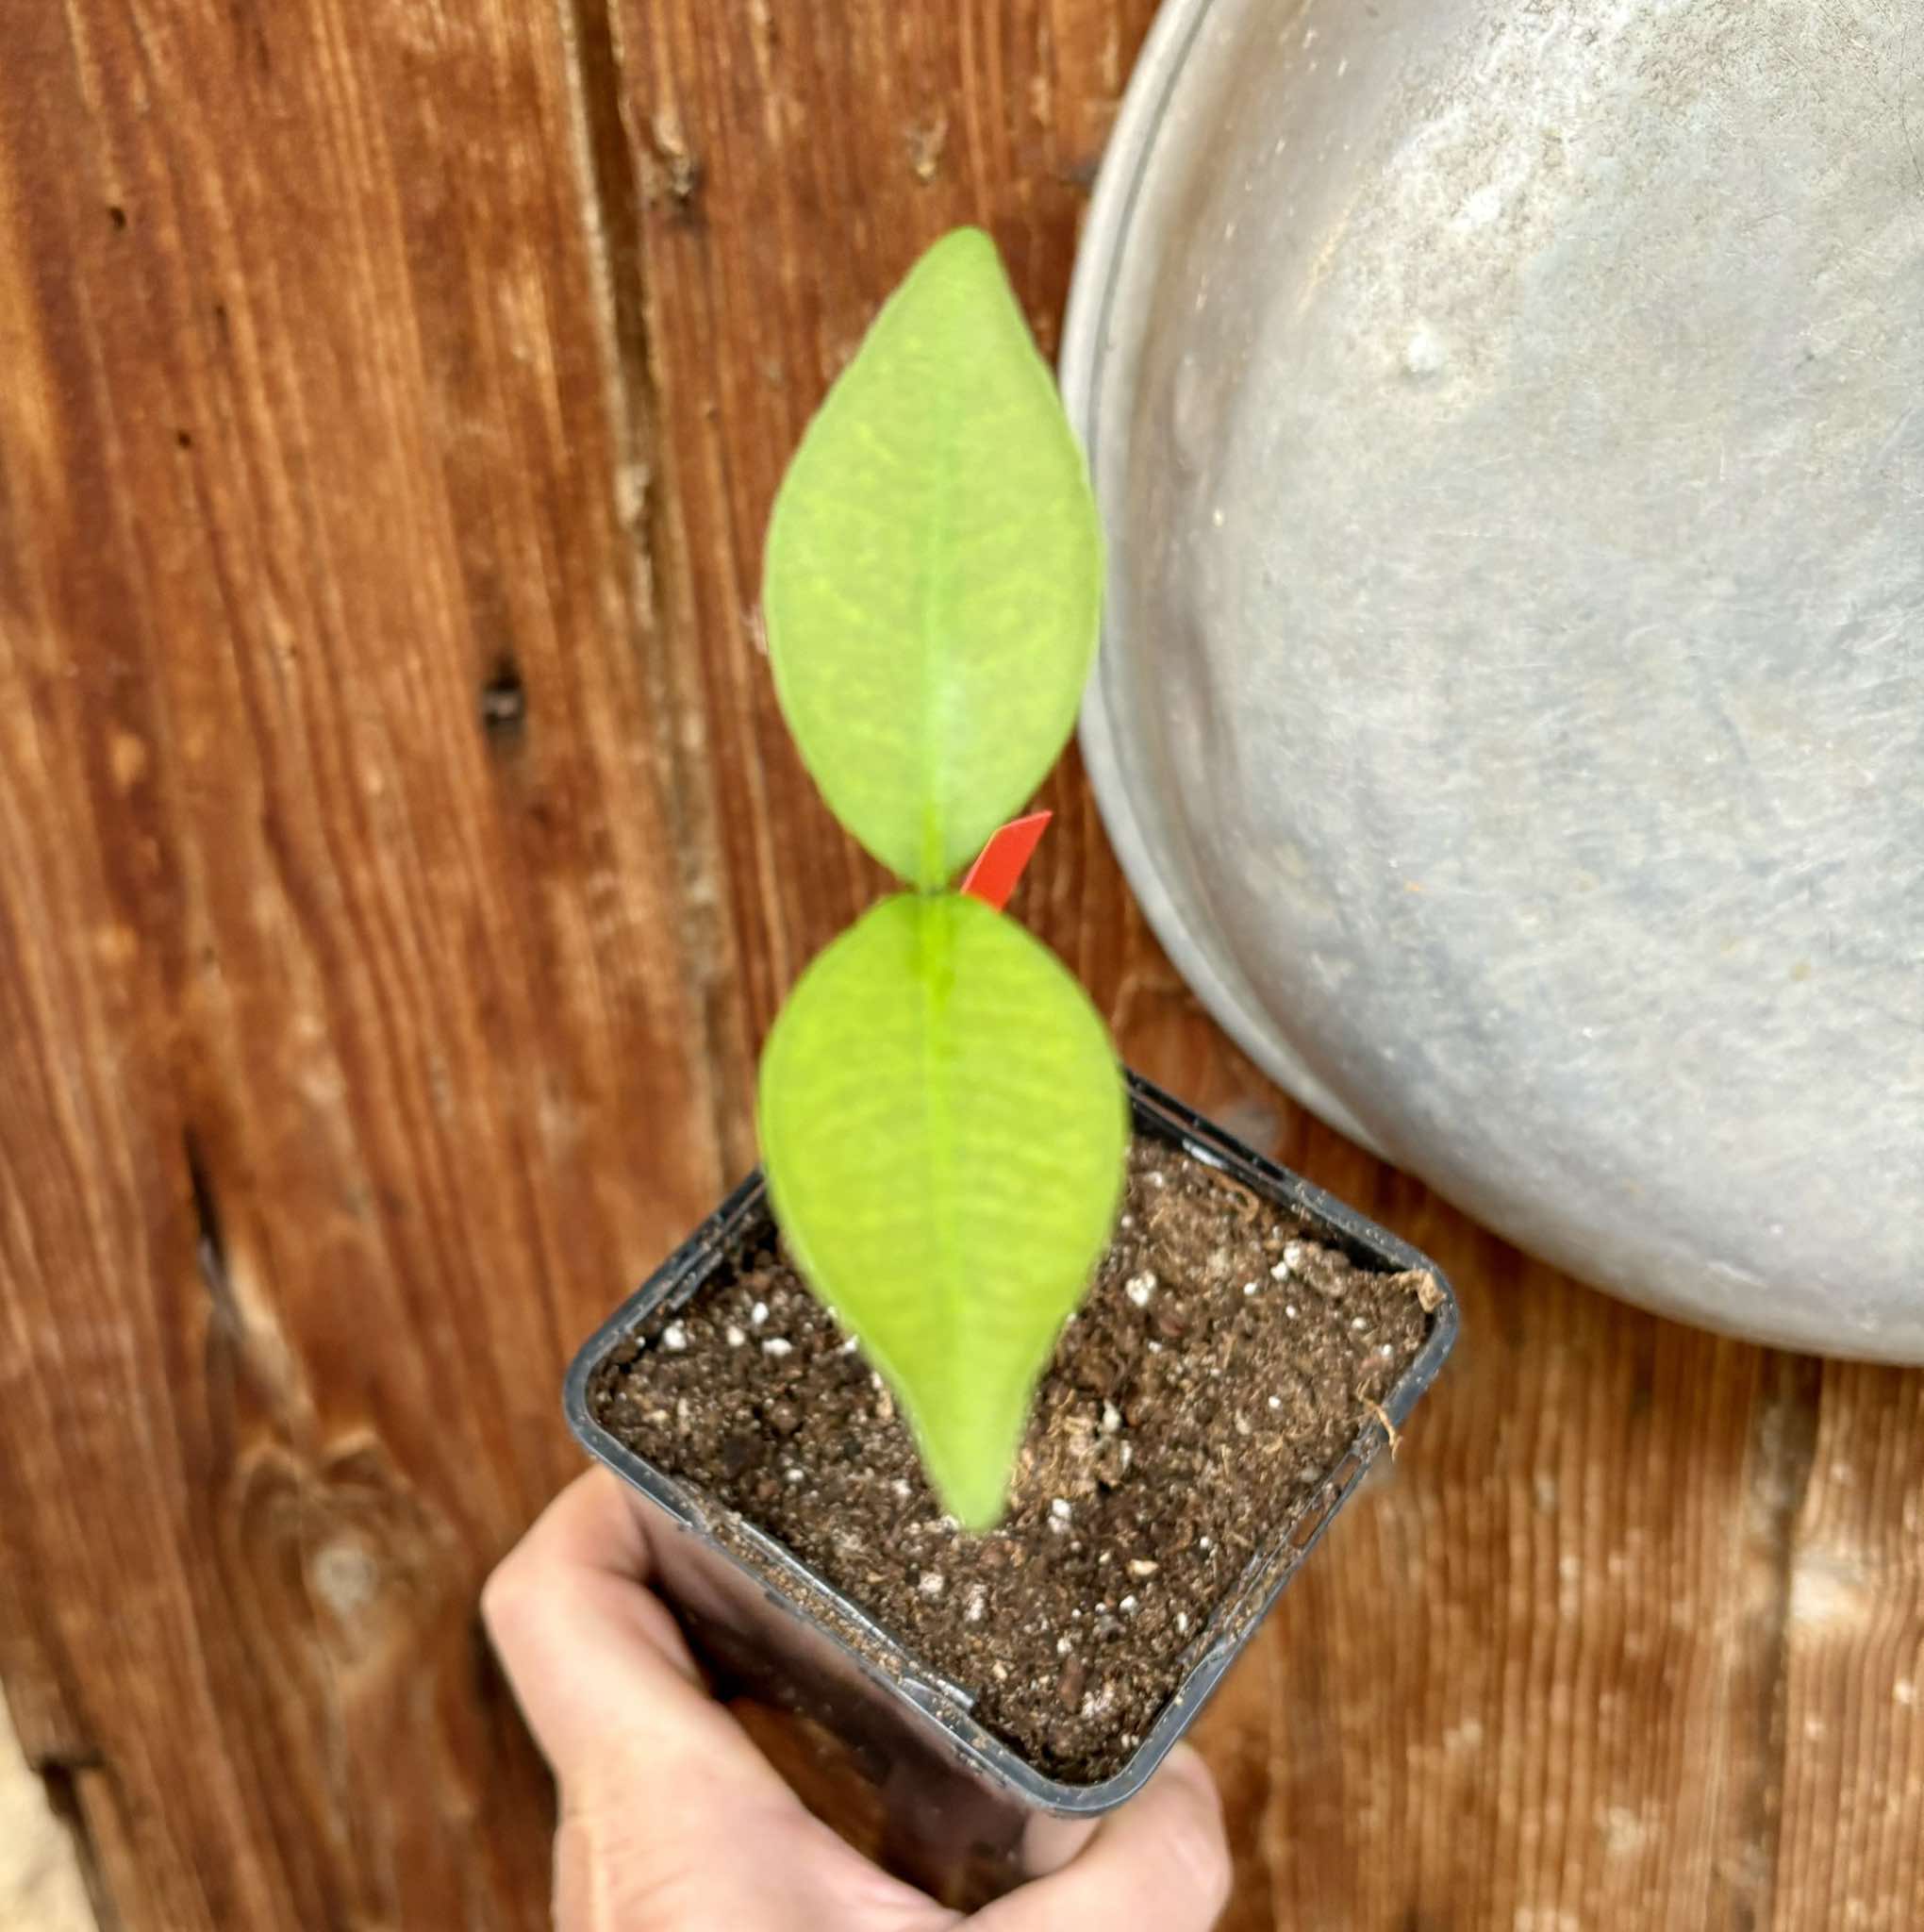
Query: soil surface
xmin=589 ymin=1136 xmax=1439 ymax=1782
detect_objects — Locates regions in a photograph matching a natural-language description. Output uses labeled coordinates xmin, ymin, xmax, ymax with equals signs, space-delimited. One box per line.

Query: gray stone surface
xmin=1064 ymin=0 xmax=1922 ymax=1357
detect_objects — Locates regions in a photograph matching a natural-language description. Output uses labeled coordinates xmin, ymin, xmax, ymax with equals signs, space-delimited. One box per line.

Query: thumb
xmin=976 ymin=1745 xmax=1231 ymax=1932
xmin=485 ymin=1472 xmax=952 ymax=1929
xmin=482 ymin=1468 xmax=793 ymax=1817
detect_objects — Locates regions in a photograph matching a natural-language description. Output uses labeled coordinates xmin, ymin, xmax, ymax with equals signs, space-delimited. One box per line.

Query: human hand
xmin=483 ymin=1469 xmax=1231 ymax=1930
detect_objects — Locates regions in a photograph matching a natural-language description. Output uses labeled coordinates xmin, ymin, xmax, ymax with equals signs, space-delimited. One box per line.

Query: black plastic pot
xmin=564 ymin=1072 xmax=1457 ymax=1906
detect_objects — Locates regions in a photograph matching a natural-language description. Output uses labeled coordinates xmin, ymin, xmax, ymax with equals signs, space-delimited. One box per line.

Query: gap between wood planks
xmin=1723 ymin=1353 xmax=1824 ymax=1930
xmin=556 ymin=0 xmax=748 ymax=1183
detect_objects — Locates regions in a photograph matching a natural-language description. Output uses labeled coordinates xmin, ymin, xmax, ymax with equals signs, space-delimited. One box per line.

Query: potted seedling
xmin=566 ymin=229 xmax=1457 ymax=1905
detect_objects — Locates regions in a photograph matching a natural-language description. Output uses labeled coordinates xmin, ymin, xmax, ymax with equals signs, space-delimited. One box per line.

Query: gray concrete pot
xmin=1063 ymin=0 xmax=1922 ymax=1358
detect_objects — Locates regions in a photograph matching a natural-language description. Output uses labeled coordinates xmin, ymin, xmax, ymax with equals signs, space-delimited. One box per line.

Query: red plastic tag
xmin=960 ymin=809 xmax=1053 ymax=913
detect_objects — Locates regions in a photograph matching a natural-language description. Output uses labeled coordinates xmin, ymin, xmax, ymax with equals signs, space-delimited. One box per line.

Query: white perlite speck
xmin=762 ymin=1337 xmax=792 ymax=1357
xmin=1285 ymin=1304 xmax=1300 ymax=1319
xmin=965 ymin=1585 xmax=987 ymax=1624
xmin=1056 ymin=1635 xmax=1073 ymax=1656
xmin=918 ymin=1572 xmax=945 ymax=1598
xmin=751 ymin=1300 xmax=769 ymax=1326
xmin=1269 ymin=1395 xmax=1282 ymax=1410
xmin=1269 ymin=1258 xmax=1291 ymax=1281
xmin=661 ymin=1323 xmax=688 ymax=1352
xmin=890 ymin=1478 xmax=911 ymax=1501
xmin=1127 ymin=1558 xmax=1159 ymax=1578
xmin=1101 ymin=1402 xmax=1122 ymax=1434
xmin=1124 ymin=1272 xmax=1156 ymax=1307
xmin=1120 ymin=1595 xmax=1138 ymax=1614
xmin=724 ymin=1324 xmax=746 ymax=1347
xmin=1175 ymin=1611 xmax=1189 ymax=1634
xmin=1243 ymin=1281 xmax=1259 ymax=1296
xmin=1284 ymin=1242 xmax=1307 ymax=1270
xmin=1051 ymin=1498 xmax=1073 ymax=1521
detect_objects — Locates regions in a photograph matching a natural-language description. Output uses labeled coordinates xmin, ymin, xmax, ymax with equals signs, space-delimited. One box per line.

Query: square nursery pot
xmin=564 ymin=1072 xmax=1457 ymax=1906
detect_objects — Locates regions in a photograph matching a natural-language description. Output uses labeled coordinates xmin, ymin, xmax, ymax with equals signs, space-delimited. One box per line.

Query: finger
xmin=488 ymin=1474 xmax=960 ymax=1928
xmin=487 ymin=1465 xmax=705 ymax=1685
xmin=482 ymin=1469 xmax=788 ymax=1810
xmin=977 ymin=1746 xmax=1231 ymax=1932
xmin=1020 ymin=1809 xmax=1097 ymax=1879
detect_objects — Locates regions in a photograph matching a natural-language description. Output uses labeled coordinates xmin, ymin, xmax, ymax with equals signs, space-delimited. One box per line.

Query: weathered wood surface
xmin=1 ymin=3 xmax=1918 ymax=1929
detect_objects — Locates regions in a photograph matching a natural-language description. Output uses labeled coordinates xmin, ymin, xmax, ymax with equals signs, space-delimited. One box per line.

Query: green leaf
xmin=762 ymin=228 xmax=1103 ymax=890
xmin=757 ymin=892 xmax=1128 ymax=1528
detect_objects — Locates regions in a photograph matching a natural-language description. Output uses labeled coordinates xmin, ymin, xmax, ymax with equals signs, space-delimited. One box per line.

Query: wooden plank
xmin=0 ymin=2 xmax=725 ymax=1927
xmin=1772 ymin=1366 xmax=1924 ymax=1929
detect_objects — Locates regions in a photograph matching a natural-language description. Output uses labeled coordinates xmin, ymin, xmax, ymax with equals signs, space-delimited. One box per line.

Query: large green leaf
xmin=757 ymin=892 xmax=1128 ymax=1528
xmin=761 ymin=229 xmax=1103 ymax=889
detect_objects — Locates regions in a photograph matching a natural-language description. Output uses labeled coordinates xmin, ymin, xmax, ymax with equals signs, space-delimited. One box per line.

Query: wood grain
xmin=2 ymin=2 xmax=1920 ymax=1929
xmin=0 ymin=1 xmax=723 ymax=1924
xmin=1772 ymin=1367 xmax=1924 ymax=1930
